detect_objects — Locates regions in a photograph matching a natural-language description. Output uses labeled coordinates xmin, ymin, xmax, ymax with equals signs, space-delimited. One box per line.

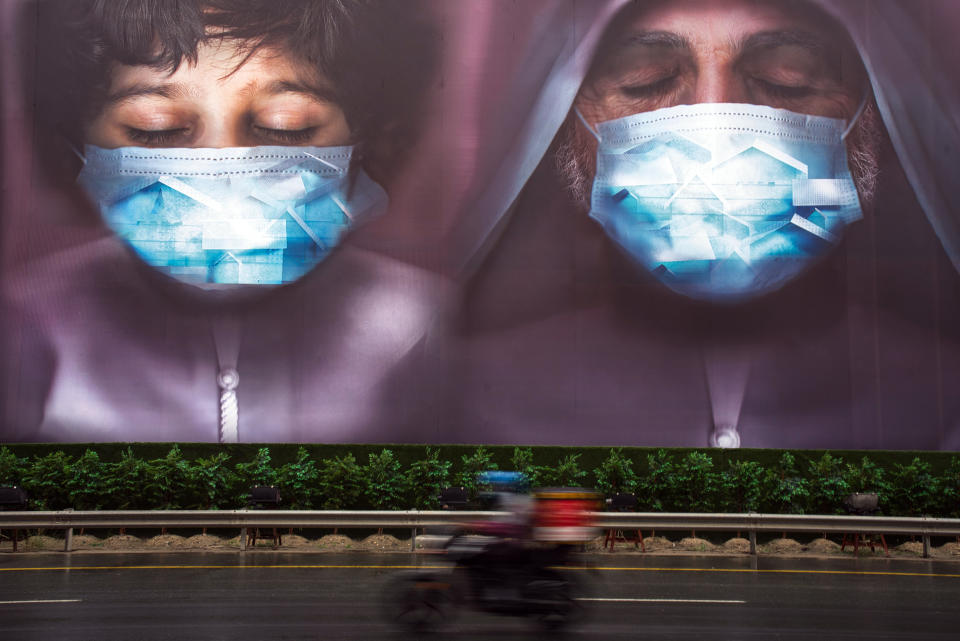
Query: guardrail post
xmin=923 ymin=534 xmax=931 ymax=558
xmin=410 ymin=527 xmax=417 ymax=552
xmin=61 ymin=509 xmax=74 ymax=553
xmin=240 ymin=527 xmax=247 ymax=551
xmin=749 ymin=530 xmax=757 ymax=555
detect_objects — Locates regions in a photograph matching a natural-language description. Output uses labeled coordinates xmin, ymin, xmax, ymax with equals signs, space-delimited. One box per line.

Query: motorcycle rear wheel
xmin=383 ymin=573 xmax=456 ymax=633
xmin=530 ymin=572 xmax=582 ymax=631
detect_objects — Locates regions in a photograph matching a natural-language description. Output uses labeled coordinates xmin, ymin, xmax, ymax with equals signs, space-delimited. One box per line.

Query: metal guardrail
xmin=0 ymin=509 xmax=494 ymax=530
xmin=596 ymin=512 xmax=960 ymax=536
xmin=595 ymin=513 xmax=960 ymax=557
xmin=0 ymin=510 xmax=500 ymax=553
xmin=2 ymin=510 xmax=959 ymax=556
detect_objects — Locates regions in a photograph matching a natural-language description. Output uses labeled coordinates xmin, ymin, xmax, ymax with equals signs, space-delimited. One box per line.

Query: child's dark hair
xmin=25 ymin=0 xmax=435 ymax=182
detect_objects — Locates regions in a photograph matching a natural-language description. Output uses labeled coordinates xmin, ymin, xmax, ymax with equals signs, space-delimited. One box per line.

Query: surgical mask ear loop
xmin=68 ymin=142 xmax=87 ymax=165
xmin=574 ymin=107 xmax=602 ymax=142
xmin=60 ymin=133 xmax=86 ymax=166
xmin=346 ymin=142 xmax=364 ymax=201
xmin=54 ymin=124 xmax=87 ymax=166
xmin=840 ymin=91 xmax=871 ymax=141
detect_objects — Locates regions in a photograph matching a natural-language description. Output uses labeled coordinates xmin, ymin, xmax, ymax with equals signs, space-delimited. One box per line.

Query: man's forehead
xmin=610 ymin=0 xmax=839 ymax=50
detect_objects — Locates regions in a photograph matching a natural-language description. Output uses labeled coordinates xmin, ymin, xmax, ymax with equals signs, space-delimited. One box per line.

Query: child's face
xmin=86 ymin=40 xmax=351 ymax=149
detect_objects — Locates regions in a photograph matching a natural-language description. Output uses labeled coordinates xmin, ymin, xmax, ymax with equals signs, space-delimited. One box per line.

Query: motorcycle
xmin=383 ymin=485 xmax=599 ymax=634
xmin=383 ymin=533 xmax=585 ymax=633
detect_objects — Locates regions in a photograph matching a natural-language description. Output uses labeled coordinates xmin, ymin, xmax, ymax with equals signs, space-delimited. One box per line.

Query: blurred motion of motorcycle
xmin=382 ymin=472 xmax=600 ymax=633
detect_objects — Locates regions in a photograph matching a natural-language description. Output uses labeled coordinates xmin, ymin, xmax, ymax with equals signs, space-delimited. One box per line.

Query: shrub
xmin=844 ymin=456 xmax=890 ymax=497
xmin=109 ymin=448 xmax=153 ymax=510
xmin=363 ymin=449 xmax=405 ymax=510
xmin=639 ymin=449 xmax=676 ymax=511
xmin=0 ymin=446 xmax=28 ymax=486
xmin=510 ymin=447 xmax=538 ymax=486
xmin=145 ymin=446 xmax=191 ymax=510
xmin=675 ymin=451 xmax=719 ymax=512
xmin=456 ymin=446 xmax=498 ymax=498
xmin=538 ymin=453 xmax=587 ymax=488
xmin=234 ymin=447 xmax=278 ymax=501
xmin=22 ymin=451 xmax=73 ymax=510
xmin=593 ymin=448 xmax=638 ymax=497
xmin=720 ymin=459 xmax=765 ymax=512
xmin=277 ymin=447 xmax=320 ymax=509
xmin=405 ymin=447 xmax=451 ymax=509
xmin=937 ymin=457 xmax=960 ymax=518
xmin=3 ymin=445 xmax=959 ymax=518
xmin=67 ymin=450 xmax=109 ymax=510
xmin=317 ymin=453 xmax=364 ymax=510
xmin=806 ymin=453 xmax=849 ymax=514
xmin=761 ymin=452 xmax=809 ymax=514
xmin=887 ymin=457 xmax=938 ymax=516
xmin=189 ymin=452 xmax=237 ymax=509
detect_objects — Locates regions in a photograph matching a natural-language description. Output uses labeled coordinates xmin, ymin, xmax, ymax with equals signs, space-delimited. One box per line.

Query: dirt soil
xmin=3 ymin=532 xmax=960 ymax=561
xmin=361 ymin=534 xmax=405 ymax=551
xmin=315 ymin=534 xmax=355 ymax=550
xmin=808 ymin=538 xmax=841 ymax=554
xmin=722 ymin=537 xmax=751 ymax=553
xmin=677 ymin=537 xmax=717 ymax=552
xmin=642 ymin=536 xmax=676 ymax=551
xmin=761 ymin=537 xmax=805 ymax=554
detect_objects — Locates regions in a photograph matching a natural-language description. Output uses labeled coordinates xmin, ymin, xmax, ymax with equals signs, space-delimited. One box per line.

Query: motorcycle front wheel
xmin=382 ymin=571 xmax=457 ymax=634
xmin=528 ymin=570 xmax=583 ymax=631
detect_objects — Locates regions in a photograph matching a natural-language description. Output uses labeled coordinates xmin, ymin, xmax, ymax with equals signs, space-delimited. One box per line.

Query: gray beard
xmin=555 ymin=101 xmax=883 ymax=213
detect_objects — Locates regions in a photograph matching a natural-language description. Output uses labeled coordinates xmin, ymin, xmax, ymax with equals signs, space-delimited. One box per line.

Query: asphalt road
xmin=2 ymin=552 xmax=960 ymax=640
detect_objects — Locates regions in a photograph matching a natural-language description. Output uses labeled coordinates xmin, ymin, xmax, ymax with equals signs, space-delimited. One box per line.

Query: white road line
xmin=577 ymin=598 xmax=745 ymax=604
xmin=0 ymin=599 xmax=82 ymax=605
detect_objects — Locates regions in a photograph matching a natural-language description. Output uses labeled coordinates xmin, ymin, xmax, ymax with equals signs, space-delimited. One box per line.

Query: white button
xmin=217 ymin=367 xmax=239 ymax=390
xmin=711 ymin=424 xmax=741 ymax=449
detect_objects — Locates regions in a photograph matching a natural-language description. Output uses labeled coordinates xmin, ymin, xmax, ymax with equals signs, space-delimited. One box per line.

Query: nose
xmin=690 ymin=64 xmax=750 ymax=104
xmin=193 ymin=121 xmax=247 ymax=148
xmin=190 ymin=97 xmax=249 ymax=147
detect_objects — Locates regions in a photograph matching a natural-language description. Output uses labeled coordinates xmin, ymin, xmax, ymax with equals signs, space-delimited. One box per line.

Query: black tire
xmin=382 ymin=572 xmax=455 ymax=634
xmin=530 ymin=572 xmax=582 ymax=631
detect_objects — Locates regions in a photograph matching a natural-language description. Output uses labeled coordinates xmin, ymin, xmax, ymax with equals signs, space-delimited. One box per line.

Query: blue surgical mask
xmin=77 ymin=145 xmax=387 ymax=288
xmin=582 ymin=103 xmax=864 ymax=302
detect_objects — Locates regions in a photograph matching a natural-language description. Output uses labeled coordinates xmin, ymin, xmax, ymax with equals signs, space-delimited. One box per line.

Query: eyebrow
xmin=620 ymin=30 xmax=690 ymax=50
xmin=104 ymin=82 xmax=192 ymax=105
xmin=104 ymin=78 xmax=340 ymax=106
xmin=611 ymin=28 xmax=839 ymax=79
xmin=619 ymin=28 xmax=828 ymax=55
xmin=739 ymin=29 xmax=832 ymax=56
xmin=259 ymin=80 xmax=339 ymax=105
xmin=738 ymin=29 xmax=840 ymax=79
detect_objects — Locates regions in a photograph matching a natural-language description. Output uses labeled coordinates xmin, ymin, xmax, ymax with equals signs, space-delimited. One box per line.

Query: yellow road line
xmin=1 ymin=564 xmax=959 ymax=579
xmin=580 ymin=566 xmax=960 ymax=579
xmin=0 ymin=564 xmax=445 ymax=572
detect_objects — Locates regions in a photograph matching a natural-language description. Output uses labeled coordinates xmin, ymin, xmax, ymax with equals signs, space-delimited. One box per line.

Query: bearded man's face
xmin=558 ymin=0 xmax=881 ymax=209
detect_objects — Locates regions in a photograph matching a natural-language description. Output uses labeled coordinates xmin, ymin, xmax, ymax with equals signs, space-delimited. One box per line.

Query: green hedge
xmin=1 ymin=444 xmax=959 ymax=517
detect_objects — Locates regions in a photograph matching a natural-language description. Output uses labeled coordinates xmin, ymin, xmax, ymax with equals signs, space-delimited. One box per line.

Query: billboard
xmin=1 ymin=0 xmax=958 ymax=449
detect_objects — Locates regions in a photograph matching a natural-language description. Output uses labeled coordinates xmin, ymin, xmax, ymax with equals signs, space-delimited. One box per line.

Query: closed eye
xmin=252 ymin=125 xmax=318 ymax=144
xmin=126 ymin=127 xmax=190 ymax=146
xmin=620 ymin=75 xmax=679 ymax=99
xmin=620 ymin=76 xmax=678 ymax=98
xmin=752 ymin=77 xmax=817 ymax=100
xmin=620 ymin=76 xmax=678 ymax=99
